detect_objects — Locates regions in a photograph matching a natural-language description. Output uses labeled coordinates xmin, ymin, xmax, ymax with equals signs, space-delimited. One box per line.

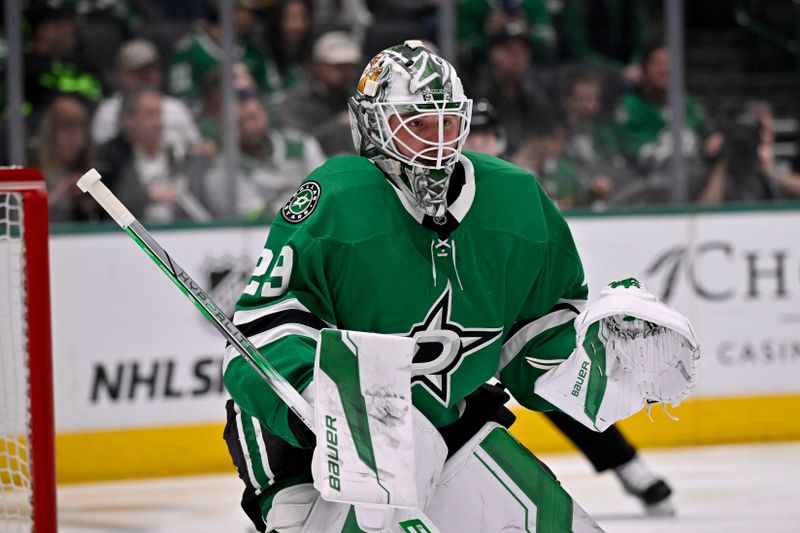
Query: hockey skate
xmin=614 ymin=456 xmax=675 ymax=516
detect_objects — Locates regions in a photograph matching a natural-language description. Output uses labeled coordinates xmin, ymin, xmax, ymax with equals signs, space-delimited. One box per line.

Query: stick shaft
xmin=77 ymin=170 xmax=312 ymax=428
xmin=125 ymin=220 xmax=314 ymax=428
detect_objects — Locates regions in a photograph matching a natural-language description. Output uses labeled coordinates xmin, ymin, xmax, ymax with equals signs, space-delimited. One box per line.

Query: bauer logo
xmin=282 ymin=181 xmax=321 ymax=223
xmin=571 ymin=360 xmax=590 ymax=397
xmin=325 ymin=415 xmax=341 ymax=491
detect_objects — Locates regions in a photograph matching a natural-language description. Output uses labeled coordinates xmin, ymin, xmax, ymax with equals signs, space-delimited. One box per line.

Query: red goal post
xmin=0 ymin=168 xmax=57 ymax=532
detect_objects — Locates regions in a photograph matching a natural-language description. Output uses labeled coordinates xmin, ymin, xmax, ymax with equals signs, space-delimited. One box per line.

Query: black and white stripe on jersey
xmin=498 ymin=299 xmax=585 ymax=373
xmin=502 ymin=301 xmax=582 ymax=343
xmin=236 ymin=309 xmax=328 ymax=338
xmin=223 ymin=298 xmax=333 ymax=372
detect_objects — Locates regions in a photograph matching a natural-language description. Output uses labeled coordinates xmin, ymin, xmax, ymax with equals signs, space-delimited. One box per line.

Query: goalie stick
xmin=76 ymin=169 xmax=442 ymax=533
xmin=77 ymin=168 xmax=313 ymax=429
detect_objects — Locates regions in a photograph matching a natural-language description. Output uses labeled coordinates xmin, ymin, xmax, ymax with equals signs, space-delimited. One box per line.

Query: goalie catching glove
xmin=534 ymin=278 xmax=700 ymax=431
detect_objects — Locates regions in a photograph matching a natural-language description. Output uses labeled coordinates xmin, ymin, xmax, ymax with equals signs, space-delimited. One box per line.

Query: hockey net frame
xmin=0 ymin=168 xmax=56 ymax=532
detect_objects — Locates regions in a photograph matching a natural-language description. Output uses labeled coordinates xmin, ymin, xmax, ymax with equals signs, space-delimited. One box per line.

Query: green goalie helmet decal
xmin=348 ymin=40 xmax=473 ymax=219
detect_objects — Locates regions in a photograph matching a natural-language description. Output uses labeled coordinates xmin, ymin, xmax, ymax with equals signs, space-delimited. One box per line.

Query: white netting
xmin=0 ymin=191 xmax=33 ymax=532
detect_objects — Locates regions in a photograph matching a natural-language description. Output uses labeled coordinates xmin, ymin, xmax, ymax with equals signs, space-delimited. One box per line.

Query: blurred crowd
xmin=2 ymin=0 xmax=800 ymax=224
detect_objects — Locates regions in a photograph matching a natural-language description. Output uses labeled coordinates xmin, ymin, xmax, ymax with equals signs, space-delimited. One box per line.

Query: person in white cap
xmin=275 ymin=30 xmax=363 ymax=156
xmin=91 ymin=38 xmax=201 ymax=154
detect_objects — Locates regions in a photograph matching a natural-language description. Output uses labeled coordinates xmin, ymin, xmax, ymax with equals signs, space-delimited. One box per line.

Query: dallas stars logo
xmin=282 ymin=181 xmax=321 ymax=223
xmin=402 ymin=282 xmax=502 ymax=406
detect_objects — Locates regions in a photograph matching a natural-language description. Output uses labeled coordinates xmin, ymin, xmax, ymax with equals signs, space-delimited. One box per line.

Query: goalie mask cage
xmin=0 ymin=169 xmax=56 ymax=532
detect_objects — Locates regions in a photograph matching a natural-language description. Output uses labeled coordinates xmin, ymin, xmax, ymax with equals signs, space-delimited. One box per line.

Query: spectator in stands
xmin=169 ymin=0 xmax=273 ymax=108
xmin=765 ymin=129 xmax=800 ymax=200
xmin=196 ymin=63 xmax=260 ymax=149
xmin=264 ymin=0 xmax=314 ymax=94
xmin=149 ymin=0 xmax=210 ymax=21
xmin=470 ymin=24 xmax=551 ymax=156
xmin=69 ymin=0 xmax=150 ymax=90
xmin=741 ymin=101 xmax=800 ymax=200
xmin=463 ymin=98 xmax=508 ymax=159
xmin=276 ymin=31 xmax=362 ymax=156
xmin=555 ymin=0 xmax=651 ymax=86
xmin=311 ymin=0 xmax=372 ymax=40
xmin=202 ymin=93 xmax=325 ymax=219
xmin=458 ymin=0 xmax=555 ymax=69
xmin=23 ymin=3 xmax=102 ymax=124
xmin=95 ymin=87 xmax=210 ymax=223
xmin=781 ymin=170 xmax=800 ymax=199
xmin=92 ymin=39 xmax=201 ymax=152
xmin=559 ymin=68 xmax=634 ymax=206
xmin=29 ymin=95 xmax=101 ymax=222
xmin=613 ymin=41 xmax=725 ymax=203
xmin=365 ymin=1 xmax=438 ymax=49
xmin=511 ymin=109 xmax=586 ymax=209
xmin=700 ymin=100 xmax=787 ymax=204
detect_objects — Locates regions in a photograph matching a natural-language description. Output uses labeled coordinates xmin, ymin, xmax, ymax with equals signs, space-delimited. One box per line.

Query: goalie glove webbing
xmin=534 ymin=278 xmax=700 ymax=431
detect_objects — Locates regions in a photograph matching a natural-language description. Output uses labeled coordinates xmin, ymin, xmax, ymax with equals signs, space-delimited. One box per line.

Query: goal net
xmin=0 ymin=169 xmax=56 ymax=532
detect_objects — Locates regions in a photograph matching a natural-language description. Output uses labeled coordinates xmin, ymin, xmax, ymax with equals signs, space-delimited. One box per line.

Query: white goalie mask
xmin=348 ymin=40 xmax=473 ymax=219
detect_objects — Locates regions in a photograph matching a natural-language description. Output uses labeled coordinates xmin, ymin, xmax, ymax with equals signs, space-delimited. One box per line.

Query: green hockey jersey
xmin=222 ymin=151 xmax=588 ymax=519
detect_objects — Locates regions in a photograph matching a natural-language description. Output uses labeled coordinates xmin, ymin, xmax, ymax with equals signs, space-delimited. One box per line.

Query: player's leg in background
xmin=543 ymin=410 xmax=674 ymax=514
xmin=426 ymin=422 xmax=603 ymax=533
